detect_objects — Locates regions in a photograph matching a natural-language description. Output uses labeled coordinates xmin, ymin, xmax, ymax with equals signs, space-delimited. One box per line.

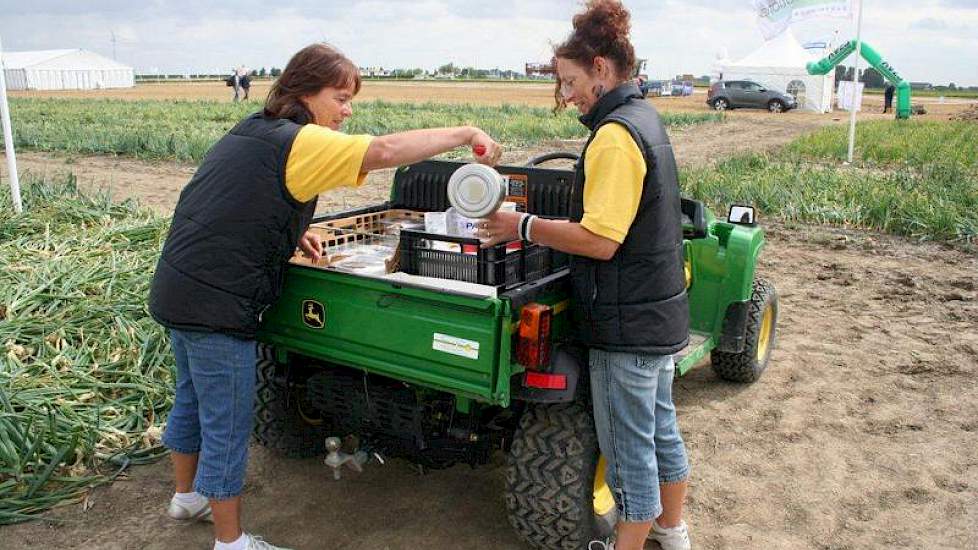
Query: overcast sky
xmin=2 ymin=1 xmax=976 ymax=86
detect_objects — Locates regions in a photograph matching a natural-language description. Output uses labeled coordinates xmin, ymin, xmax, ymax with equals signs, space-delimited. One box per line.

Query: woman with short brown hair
xmin=149 ymin=43 xmax=501 ymax=550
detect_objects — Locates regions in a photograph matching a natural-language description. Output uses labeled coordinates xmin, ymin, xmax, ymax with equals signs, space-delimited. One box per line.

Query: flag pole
xmin=846 ymin=0 xmax=864 ymax=164
xmin=0 ymin=34 xmax=23 ymax=213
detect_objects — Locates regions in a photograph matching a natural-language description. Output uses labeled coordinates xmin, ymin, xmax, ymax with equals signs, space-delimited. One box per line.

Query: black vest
xmin=149 ymin=113 xmax=316 ymax=339
xmin=569 ymin=83 xmax=690 ymax=354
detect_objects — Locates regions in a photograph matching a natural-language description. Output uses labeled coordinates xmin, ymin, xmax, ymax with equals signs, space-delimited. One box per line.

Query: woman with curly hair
xmin=481 ymin=2 xmax=691 ymax=549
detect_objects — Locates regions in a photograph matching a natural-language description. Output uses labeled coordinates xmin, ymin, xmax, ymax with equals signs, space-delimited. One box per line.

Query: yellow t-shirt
xmin=580 ymin=123 xmax=647 ymax=244
xmin=285 ymin=125 xmax=374 ymax=203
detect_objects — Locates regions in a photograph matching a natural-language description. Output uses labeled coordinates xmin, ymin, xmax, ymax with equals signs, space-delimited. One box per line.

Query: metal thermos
xmin=446 ymin=164 xmax=508 ymax=219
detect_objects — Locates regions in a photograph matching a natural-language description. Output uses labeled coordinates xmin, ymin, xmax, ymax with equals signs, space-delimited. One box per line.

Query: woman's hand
xmin=478 ymin=211 xmax=523 ymax=247
xmin=298 ymin=231 xmax=323 ymax=261
xmin=470 ymin=129 xmax=503 ymax=166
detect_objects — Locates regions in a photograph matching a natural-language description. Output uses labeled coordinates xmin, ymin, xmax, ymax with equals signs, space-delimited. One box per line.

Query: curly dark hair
xmin=552 ymin=0 xmax=636 ymax=112
xmin=264 ymin=43 xmax=361 ymax=124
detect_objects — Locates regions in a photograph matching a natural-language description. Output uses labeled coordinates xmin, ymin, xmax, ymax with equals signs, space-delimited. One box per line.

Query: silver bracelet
xmin=525 ymin=215 xmax=538 ymax=242
xmin=517 ymin=213 xmax=530 ymax=241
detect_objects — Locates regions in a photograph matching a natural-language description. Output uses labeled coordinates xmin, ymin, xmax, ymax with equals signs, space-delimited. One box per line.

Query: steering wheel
xmin=524 ymin=152 xmax=580 ymax=167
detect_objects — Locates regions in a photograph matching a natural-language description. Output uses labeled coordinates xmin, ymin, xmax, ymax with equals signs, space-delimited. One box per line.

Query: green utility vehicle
xmin=254 ymin=155 xmax=778 ymax=549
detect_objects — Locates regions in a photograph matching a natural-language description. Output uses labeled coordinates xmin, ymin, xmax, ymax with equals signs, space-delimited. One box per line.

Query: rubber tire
xmin=253 ymin=344 xmax=327 ymax=458
xmin=711 ymin=278 xmax=778 ymax=383
xmin=768 ymin=100 xmax=785 ymax=113
xmin=714 ymin=98 xmax=729 ymax=111
xmin=505 ymin=402 xmax=617 ymax=550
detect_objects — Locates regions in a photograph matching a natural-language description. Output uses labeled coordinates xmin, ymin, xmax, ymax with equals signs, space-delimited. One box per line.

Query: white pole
xmin=0 ymin=35 xmax=23 ymax=213
xmin=846 ymin=0 xmax=864 ymax=164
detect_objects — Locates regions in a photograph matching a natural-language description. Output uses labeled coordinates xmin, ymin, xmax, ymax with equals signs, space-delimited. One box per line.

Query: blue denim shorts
xmin=589 ymin=349 xmax=690 ymax=522
xmin=162 ymin=328 xmax=257 ymax=500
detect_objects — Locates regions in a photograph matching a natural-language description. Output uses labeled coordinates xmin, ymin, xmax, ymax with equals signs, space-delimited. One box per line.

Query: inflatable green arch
xmin=807 ymin=41 xmax=911 ymax=119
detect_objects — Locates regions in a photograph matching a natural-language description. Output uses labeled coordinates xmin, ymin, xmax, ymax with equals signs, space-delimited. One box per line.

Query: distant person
xmin=240 ymin=72 xmax=252 ymax=101
xmin=227 ymin=68 xmax=241 ymax=102
xmin=883 ymin=83 xmax=896 ymax=114
xmin=149 ymin=43 xmax=501 ymax=550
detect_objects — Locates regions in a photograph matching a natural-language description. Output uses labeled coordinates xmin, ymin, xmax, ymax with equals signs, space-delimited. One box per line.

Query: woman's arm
xmin=361 ymin=126 xmax=502 ymax=171
xmin=481 ymin=211 xmax=619 ymax=261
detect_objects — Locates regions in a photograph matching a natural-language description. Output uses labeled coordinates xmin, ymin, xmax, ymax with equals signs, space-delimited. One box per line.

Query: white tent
xmin=1 ymin=49 xmax=134 ymax=91
xmin=718 ymin=30 xmax=834 ymax=113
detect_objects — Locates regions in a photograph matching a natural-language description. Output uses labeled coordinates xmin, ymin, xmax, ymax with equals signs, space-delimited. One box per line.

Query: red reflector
xmin=516 ymin=303 xmax=552 ymax=369
xmin=525 ymin=372 xmax=567 ymax=390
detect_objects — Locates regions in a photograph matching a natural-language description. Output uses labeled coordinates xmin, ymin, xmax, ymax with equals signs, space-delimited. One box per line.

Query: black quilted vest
xmin=149 ymin=113 xmax=316 ymax=339
xmin=569 ymin=82 xmax=690 ymax=354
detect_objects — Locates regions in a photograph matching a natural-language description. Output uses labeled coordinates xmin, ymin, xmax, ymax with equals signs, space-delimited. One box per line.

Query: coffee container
xmin=446 ymin=164 xmax=509 ymax=219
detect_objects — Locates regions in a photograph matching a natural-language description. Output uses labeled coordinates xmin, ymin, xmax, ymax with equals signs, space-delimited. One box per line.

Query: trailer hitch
xmin=323 ymin=436 xmax=369 ymax=480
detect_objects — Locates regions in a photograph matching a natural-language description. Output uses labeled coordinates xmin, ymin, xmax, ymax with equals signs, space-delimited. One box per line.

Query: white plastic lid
xmin=447 ymin=164 xmax=506 ymax=218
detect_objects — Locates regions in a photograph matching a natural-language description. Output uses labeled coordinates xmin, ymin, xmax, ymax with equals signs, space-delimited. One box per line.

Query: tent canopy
xmin=2 ymin=49 xmax=134 ymax=90
xmin=4 ymin=49 xmax=76 ymax=69
xmin=718 ymin=30 xmax=835 ymax=112
xmin=725 ymin=30 xmax=817 ymax=72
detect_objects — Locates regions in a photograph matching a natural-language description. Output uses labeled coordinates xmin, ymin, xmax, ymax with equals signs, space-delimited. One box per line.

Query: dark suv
xmin=707 ymin=80 xmax=798 ymax=112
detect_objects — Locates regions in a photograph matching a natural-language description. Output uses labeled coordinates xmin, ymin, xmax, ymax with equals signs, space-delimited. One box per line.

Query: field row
xmin=7 ymin=98 xmax=722 ymax=163
xmin=684 ymin=121 xmax=978 ymax=244
xmin=5 ymin=98 xmax=976 ymax=244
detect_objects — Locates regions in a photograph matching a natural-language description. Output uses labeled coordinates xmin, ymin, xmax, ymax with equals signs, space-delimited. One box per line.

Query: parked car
xmin=707 ymin=80 xmax=798 ymax=112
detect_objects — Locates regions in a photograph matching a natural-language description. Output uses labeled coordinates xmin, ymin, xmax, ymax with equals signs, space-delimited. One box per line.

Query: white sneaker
xmin=588 ymin=540 xmax=613 ymax=550
xmin=243 ymin=534 xmax=293 ymax=550
xmin=166 ymin=494 xmax=213 ymax=522
xmin=648 ymin=519 xmax=691 ymax=550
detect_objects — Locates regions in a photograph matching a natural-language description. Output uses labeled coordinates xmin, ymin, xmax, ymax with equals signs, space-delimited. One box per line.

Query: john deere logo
xmin=301 ymin=300 xmax=325 ymax=329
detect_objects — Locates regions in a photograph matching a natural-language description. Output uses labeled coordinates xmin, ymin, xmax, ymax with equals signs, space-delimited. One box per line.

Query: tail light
xmin=516 ymin=303 xmax=552 ymax=369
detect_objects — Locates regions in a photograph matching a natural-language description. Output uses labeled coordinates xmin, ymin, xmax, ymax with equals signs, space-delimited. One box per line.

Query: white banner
xmin=837 ymin=80 xmax=864 ymax=112
xmin=752 ymin=0 xmax=854 ymax=40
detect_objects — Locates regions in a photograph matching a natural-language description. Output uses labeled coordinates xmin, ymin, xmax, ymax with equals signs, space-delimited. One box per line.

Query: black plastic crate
xmin=399 ymin=229 xmax=567 ymax=289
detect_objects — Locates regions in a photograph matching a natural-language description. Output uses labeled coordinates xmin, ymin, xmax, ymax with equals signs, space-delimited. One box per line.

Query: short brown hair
xmin=264 ymin=43 xmax=361 ymax=124
xmin=553 ymin=0 xmax=636 ymax=111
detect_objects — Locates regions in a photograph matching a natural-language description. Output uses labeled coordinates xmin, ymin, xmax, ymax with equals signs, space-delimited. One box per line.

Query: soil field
xmin=2 ymin=85 xmax=977 ymax=550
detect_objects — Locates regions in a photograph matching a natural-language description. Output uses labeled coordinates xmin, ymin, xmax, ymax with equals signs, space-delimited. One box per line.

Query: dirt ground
xmin=2 ymin=88 xmax=977 ymax=550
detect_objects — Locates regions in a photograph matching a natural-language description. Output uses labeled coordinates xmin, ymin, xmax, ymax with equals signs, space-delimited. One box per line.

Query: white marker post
xmin=846 ymin=0 xmax=864 ymax=164
xmin=0 ymin=34 xmax=22 ymax=213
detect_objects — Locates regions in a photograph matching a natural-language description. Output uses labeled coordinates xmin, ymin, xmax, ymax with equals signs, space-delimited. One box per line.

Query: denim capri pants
xmin=589 ymin=348 xmax=690 ymax=522
xmin=162 ymin=328 xmax=257 ymax=500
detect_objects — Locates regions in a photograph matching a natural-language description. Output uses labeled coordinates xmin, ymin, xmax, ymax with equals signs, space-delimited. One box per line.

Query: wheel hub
xmin=757 ymin=304 xmax=774 ymax=361
xmin=593 ymin=455 xmax=615 ymax=516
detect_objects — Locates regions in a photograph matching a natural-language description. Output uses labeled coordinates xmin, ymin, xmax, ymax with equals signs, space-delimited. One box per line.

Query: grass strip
xmin=683 ymin=120 xmax=978 ymax=244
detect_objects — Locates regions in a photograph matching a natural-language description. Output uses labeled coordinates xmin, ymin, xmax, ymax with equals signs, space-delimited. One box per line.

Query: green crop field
xmin=683 ymin=120 xmax=978 ymax=244
xmin=5 ymin=98 xmax=722 ymax=163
